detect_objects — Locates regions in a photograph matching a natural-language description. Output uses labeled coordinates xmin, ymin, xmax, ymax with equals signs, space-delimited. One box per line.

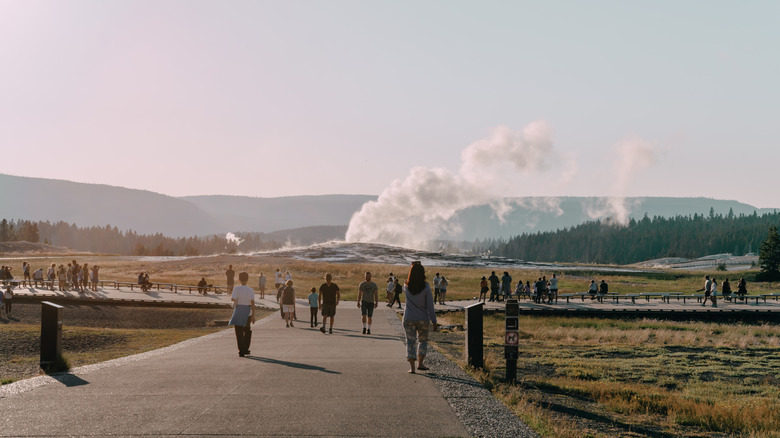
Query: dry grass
xmin=433 ymin=313 xmax=780 ymax=437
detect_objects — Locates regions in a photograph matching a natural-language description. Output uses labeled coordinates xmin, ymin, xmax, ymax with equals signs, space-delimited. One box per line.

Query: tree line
xmin=0 ymin=219 xmax=283 ymax=256
xmin=479 ymin=208 xmax=780 ymax=265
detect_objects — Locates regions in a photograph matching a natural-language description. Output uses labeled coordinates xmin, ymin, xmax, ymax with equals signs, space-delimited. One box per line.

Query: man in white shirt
xmin=229 ymin=272 xmax=256 ymax=357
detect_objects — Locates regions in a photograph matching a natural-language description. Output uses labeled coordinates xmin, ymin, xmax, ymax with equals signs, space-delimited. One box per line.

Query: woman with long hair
xmin=402 ymin=261 xmax=437 ymax=373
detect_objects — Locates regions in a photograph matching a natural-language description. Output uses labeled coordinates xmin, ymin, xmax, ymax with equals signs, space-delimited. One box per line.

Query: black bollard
xmin=40 ymin=301 xmax=64 ymax=370
xmin=465 ymin=302 xmax=483 ymax=368
xmin=505 ymin=299 xmax=519 ymax=383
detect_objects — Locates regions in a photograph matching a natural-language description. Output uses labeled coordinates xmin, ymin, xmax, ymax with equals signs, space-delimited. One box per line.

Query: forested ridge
xmin=482 ymin=209 xmax=780 ymax=265
xmin=0 ymin=219 xmax=335 ymax=256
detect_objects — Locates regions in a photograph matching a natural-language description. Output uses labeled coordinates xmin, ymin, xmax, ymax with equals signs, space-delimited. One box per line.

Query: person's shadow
xmin=244 ymin=356 xmax=341 ymax=374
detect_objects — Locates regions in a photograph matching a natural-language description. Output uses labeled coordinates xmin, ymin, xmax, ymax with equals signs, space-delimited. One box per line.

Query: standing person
xmin=308 ymin=287 xmax=319 ymax=327
xmin=479 ymin=276 xmax=488 ymax=302
xmin=281 ymin=280 xmax=296 ymax=327
xmin=402 ymin=261 xmax=437 ymax=374
xmin=3 ymin=284 xmax=12 ymax=317
xmin=228 ymin=272 xmax=255 ymax=357
xmin=283 ymin=271 xmax=296 ymax=320
xmin=549 ymin=274 xmax=559 ymax=303
xmin=501 ymin=271 xmax=512 ymax=301
xmin=488 ymin=271 xmax=500 ymax=302
xmin=438 ymin=275 xmax=448 ymax=304
xmin=80 ymin=263 xmax=88 ymax=291
xmin=433 ymin=273 xmax=441 ymax=306
xmin=319 ymin=273 xmax=340 ymax=334
xmin=389 ymin=277 xmax=403 ymax=309
xmin=276 ymin=283 xmax=286 ymax=318
xmin=22 ymin=262 xmax=30 ymax=287
xmin=57 ymin=265 xmax=66 ymax=291
xmin=274 ymin=268 xmax=283 ymax=290
xmin=258 ymin=272 xmax=266 ymax=299
xmin=91 ymin=265 xmax=99 ymax=291
xmin=357 ymin=272 xmax=378 ymax=335
xmin=47 ymin=263 xmax=56 ymax=290
xmin=710 ymin=278 xmax=718 ymax=308
xmin=225 ymin=265 xmax=235 ymax=295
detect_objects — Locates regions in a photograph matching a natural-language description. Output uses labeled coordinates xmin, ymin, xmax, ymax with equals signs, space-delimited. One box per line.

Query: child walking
xmin=308 ymin=287 xmax=319 ymax=327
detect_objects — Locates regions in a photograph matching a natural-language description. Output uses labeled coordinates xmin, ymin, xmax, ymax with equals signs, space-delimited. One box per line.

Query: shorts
xmin=361 ymin=301 xmax=374 ymax=317
xmin=283 ymin=304 xmax=295 ymax=313
xmin=321 ymin=304 xmax=336 ymax=317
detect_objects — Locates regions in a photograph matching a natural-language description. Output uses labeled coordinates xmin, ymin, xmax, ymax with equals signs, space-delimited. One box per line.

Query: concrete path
xmin=0 ymin=306 xmax=472 ymax=437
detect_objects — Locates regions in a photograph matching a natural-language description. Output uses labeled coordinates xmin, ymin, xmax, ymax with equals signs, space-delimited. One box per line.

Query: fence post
xmin=40 ymin=301 xmax=64 ymax=371
xmin=465 ymin=302 xmax=483 ymax=369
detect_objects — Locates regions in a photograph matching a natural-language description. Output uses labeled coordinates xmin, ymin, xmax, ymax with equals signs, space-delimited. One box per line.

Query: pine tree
xmin=758 ymin=225 xmax=780 ymax=281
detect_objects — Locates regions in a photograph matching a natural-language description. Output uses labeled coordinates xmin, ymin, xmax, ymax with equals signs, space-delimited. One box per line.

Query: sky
xmin=2 ymin=0 xmax=779 ymax=209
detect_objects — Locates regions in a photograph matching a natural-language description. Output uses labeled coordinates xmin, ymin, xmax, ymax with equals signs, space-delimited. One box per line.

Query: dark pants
xmin=390 ymin=292 xmax=402 ymax=307
xmin=234 ymin=324 xmax=251 ymax=354
xmin=490 ymin=287 xmax=498 ymax=301
xmin=434 ymin=288 xmax=440 ymax=303
xmin=310 ymin=307 xmax=318 ymax=326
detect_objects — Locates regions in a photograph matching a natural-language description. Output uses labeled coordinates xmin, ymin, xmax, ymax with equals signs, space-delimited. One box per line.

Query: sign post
xmin=465 ymin=302 xmax=483 ymax=369
xmin=504 ymin=299 xmax=519 ymax=383
xmin=40 ymin=301 xmax=64 ymax=371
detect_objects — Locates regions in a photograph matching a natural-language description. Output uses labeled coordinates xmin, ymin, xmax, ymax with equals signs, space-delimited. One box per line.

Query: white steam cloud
xmin=584 ymin=135 xmax=659 ymax=224
xmin=345 ymin=120 xmax=562 ymax=247
xmin=225 ymin=232 xmax=244 ymax=246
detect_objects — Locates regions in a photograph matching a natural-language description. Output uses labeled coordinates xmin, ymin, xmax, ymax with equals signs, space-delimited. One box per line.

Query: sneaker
xmin=290 ymin=322 xmax=294 ymax=327
xmin=320 ymin=327 xmax=326 ymax=334
xmin=367 ymin=329 xmax=371 ymax=335
xmin=286 ymin=323 xmax=289 ymax=327
xmin=362 ymin=327 xmax=366 ymax=334
xmin=329 ymin=328 xmax=333 ymax=334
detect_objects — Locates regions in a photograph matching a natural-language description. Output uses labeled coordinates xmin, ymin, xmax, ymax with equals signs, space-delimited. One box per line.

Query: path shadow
xmin=48 ymin=372 xmax=90 ymax=387
xmin=244 ymin=356 xmax=341 ymax=374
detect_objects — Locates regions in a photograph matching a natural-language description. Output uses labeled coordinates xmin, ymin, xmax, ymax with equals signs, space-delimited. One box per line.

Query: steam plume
xmin=345 ymin=120 xmax=562 ymax=247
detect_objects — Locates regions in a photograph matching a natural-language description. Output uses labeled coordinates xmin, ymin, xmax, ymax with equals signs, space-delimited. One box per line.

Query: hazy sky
xmin=2 ymin=1 xmax=778 ymax=207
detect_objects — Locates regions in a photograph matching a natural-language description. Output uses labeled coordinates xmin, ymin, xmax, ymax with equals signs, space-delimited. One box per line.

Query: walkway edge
xmin=387 ymin=312 xmax=538 ymax=438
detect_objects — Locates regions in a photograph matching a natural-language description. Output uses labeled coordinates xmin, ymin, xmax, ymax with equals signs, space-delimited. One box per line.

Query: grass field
xmin=431 ymin=313 xmax=780 ymax=437
xmin=3 ymin=254 xmax=779 ymax=436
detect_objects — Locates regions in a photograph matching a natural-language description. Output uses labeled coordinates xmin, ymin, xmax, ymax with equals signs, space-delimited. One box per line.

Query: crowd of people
xmin=228 ymin=262 xmax=438 ymax=374
xmin=1 ymin=260 xmax=100 ymax=293
xmin=478 ymin=271 xmax=565 ymax=304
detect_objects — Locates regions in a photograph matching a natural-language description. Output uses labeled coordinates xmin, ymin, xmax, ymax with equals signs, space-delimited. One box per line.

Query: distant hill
xmin=1 ymin=174 xmax=776 ymax=242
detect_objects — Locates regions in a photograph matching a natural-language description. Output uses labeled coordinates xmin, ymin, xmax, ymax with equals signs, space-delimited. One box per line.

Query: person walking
xmin=225 ymin=265 xmax=235 ymax=294
xmin=699 ymin=275 xmax=712 ymax=307
xmin=357 ymin=271 xmax=378 ymax=335
xmin=274 ymin=268 xmax=283 ymax=290
xmin=308 ymin=287 xmax=319 ymax=327
xmin=386 ymin=276 xmax=395 ymax=306
xmin=281 ymin=280 xmax=296 ymax=327
xmin=402 ymin=261 xmax=437 ymax=374
xmin=228 ymin=272 xmax=255 ymax=357
xmin=389 ymin=277 xmax=403 ymax=309
xmin=319 ymin=273 xmax=340 ymax=334
xmin=258 ymin=272 xmax=266 ymax=299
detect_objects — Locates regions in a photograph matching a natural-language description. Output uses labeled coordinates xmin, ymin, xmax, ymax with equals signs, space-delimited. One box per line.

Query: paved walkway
xmin=1 ymin=306 xmax=476 ymax=437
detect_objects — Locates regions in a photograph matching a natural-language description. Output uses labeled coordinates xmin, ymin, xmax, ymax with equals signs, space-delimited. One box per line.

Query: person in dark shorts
xmin=225 ymin=265 xmax=235 ymax=294
xmin=319 ymin=273 xmax=340 ymax=334
xmin=357 ymin=271 xmax=379 ymax=335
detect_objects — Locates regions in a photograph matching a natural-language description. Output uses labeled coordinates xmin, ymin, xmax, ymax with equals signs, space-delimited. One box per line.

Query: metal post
xmin=465 ymin=302 xmax=483 ymax=369
xmin=505 ymin=299 xmax=519 ymax=383
xmin=40 ymin=301 xmax=64 ymax=370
